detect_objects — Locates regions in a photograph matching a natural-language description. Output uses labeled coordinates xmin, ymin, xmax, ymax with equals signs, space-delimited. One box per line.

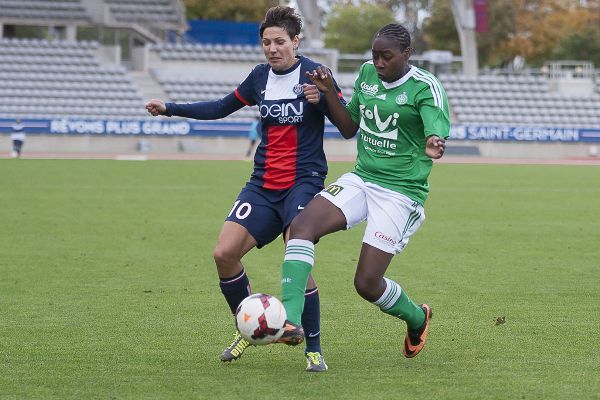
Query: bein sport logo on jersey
xmin=260 ymin=101 xmax=304 ymax=124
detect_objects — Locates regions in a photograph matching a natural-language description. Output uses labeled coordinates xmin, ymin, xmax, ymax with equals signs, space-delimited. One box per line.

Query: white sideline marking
xmin=115 ymin=155 xmax=147 ymax=161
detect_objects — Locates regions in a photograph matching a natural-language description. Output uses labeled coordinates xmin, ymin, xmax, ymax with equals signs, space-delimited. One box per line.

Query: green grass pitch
xmin=1 ymin=159 xmax=598 ymax=399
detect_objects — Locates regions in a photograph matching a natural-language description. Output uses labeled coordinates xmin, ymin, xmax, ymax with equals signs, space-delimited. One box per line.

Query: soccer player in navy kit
xmin=145 ymin=6 xmax=345 ymax=372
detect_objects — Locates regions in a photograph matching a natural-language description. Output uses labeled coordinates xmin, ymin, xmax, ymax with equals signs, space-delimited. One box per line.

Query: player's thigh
xmin=214 ymin=221 xmax=258 ymax=260
xmin=225 ymin=187 xmax=283 ymax=248
xmin=282 ymin=180 xmax=324 ymax=229
xmin=288 ymin=195 xmax=347 ymax=240
xmin=317 ymin=172 xmax=368 ymax=229
xmin=362 ymin=184 xmax=425 ymax=254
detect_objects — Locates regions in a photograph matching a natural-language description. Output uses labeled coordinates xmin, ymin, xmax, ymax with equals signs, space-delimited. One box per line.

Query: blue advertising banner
xmin=450 ymin=125 xmax=600 ymax=143
xmin=0 ymin=118 xmax=345 ymax=139
xmin=1 ymin=119 xmax=599 ymax=142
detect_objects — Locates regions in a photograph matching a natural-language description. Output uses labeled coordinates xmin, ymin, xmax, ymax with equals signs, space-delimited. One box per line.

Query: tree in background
xmin=181 ymin=0 xmax=600 ymax=67
xmin=473 ymin=0 xmax=517 ymax=67
xmin=324 ymin=3 xmax=396 ymax=53
xmin=423 ymin=0 xmax=600 ymax=68
xmin=323 ymin=0 xmax=432 ymax=53
xmin=506 ymin=0 xmax=600 ymax=67
xmin=183 ymin=0 xmax=278 ymax=21
xmin=368 ymin=0 xmax=427 ymax=31
xmin=551 ymin=27 xmax=600 ymax=67
xmin=421 ymin=1 xmax=459 ymax=56
xmin=422 ymin=0 xmax=516 ymax=67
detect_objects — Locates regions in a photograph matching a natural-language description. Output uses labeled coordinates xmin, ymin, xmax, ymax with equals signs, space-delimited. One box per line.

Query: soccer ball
xmin=235 ymin=293 xmax=287 ymax=345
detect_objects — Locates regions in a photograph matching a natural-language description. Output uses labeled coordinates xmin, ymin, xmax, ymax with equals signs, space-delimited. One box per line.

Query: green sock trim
xmin=281 ymin=260 xmax=312 ymax=325
xmin=381 ymin=291 xmax=425 ymax=330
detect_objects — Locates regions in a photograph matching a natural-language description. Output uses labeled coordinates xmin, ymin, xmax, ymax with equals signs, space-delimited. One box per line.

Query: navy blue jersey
xmin=234 ymin=56 xmax=345 ymax=190
xmin=164 ymin=56 xmax=345 ymax=190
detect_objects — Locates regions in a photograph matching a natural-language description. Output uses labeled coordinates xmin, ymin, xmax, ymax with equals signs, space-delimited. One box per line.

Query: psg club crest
xmin=293 ymin=84 xmax=304 ymax=95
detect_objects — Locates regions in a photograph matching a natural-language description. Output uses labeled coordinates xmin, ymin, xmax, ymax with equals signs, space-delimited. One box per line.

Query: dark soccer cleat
xmin=403 ymin=304 xmax=433 ymax=358
xmin=274 ymin=320 xmax=304 ymax=346
xmin=220 ymin=331 xmax=252 ymax=362
xmin=305 ymin=352 xmax=328 ymax=372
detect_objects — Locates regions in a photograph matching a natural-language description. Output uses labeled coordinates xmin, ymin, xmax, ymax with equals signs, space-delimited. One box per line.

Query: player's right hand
xmin=425 ymin=135 xmax=446 ymax=159
xmin=305 ymin=66 xmax=334 ymax=93
xmin=145 ymin=99 xmax=166 ymax=116
xmin=303 ymin=84 xmax=320 ymax=104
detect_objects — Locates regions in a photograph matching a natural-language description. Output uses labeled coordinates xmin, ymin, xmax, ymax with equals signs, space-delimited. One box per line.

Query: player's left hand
xmin=305 ymin=66 xmax=334 ymax=93
xmin=425 ymin=135 xmax=446 ymax=159
xmin=303 ymin=84 xmax=320 ymax=104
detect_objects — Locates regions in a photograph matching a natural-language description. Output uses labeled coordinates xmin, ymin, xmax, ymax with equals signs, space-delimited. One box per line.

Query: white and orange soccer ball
xmin=235 ymin=293 xmax=287 ymax=345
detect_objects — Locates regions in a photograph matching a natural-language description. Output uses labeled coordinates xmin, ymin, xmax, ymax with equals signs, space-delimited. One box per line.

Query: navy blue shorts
xmin=225 ymin=180 xmax=324 ymax=248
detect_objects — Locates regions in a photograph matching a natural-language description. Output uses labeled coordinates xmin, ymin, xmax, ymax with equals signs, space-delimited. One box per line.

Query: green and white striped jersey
xmin=346 ymin=62 xmax=450 ymax=205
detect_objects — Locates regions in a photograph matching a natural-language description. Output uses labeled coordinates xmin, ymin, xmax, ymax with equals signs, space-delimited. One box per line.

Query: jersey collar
xmin=380 ymin=65 xmax=416 ymax=90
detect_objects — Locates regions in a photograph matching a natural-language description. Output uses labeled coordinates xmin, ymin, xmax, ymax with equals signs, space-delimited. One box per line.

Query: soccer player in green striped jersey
xmin=278 ymin=23 xmax=449 ymax=359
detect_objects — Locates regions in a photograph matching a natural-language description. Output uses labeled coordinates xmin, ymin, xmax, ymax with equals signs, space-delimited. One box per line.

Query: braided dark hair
xmin=260 ymin=6 xmax=302 ymax=39
xmin=374 ymin=23 xmax=411 ymax=51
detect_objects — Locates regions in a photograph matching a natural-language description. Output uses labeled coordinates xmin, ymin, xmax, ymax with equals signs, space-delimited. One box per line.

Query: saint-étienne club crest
xmin=395 ymin=92 xmax=408 ymax=105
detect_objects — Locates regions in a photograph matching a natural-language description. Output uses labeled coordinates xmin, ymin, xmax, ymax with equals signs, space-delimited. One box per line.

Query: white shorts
xmin=318 ymin=172 xmax=425 ymax=254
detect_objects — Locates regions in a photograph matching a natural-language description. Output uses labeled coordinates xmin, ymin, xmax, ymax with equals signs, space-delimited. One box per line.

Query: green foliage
xmin=324 ymin=0 xmax=433 ymax=53
xmin=471 ymin=0 xmax=517 ymax=66
xmin=1 ymin=159 xmax=599 ymax=398
xmin=423 ymin=0 xmax=516 ymax=67
xmin=183 ymin=0 xmax=279 ymax=22
xmin=324 ymin=3 xmax=397 ymax=54
xmin=423 ymin=0 xmax=600 ymax=67
xmin=421 ymin=0 xmax=460 ymax=55
xmin=551 ymin=27 xmax=600 ymax=66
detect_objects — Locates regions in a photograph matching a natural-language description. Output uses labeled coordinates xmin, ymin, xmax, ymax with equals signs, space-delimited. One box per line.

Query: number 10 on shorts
xmin=228 ymin=200 xmax=252 ymax=220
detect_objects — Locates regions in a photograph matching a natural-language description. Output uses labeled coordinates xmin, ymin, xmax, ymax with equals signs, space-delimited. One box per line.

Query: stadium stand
xmin=0 ymin=0 xmax=598 ymax=129
xmin=105 ymin=0 xmax=183 ymax=27
xmin=0 ymin=0 xmax=187 ymax=121
xmin=0 ymin=38 xmax=146 ymax=120
xmin=151 ymin=42 xmax=265 ymax=63
xmin=151 ymin=42 xmax=334 ymax=63
xmin=0 ymin=0 xmax=91 ymax=22
xmin=441 ymin=73 xmax=600 ymax=128
xmin=156 ymin=76 xmax=259 ymax=121
xmin=0 ymin=0 xmax=186 ymax=42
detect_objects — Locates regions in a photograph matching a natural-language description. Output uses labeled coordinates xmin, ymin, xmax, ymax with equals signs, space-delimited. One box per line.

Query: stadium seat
xmin=440 ymin=71 xmax=600 ymax=127
xmin=0 ymin=37 xmax=145 ymax=120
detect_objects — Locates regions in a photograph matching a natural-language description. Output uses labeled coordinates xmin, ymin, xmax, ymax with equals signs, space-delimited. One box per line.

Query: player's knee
xmin=353 ymin=275 xmax=368 ymax=298
xmin=353 ymin=274 xmax=378 ymax=301
xmin=213 ymin=245 xmax=239 ymax=271
xmin=288 ymin=217 xmax=318 ymax=242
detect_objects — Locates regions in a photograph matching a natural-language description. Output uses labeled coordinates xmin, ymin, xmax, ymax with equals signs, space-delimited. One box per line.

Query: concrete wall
xmin=549 ymin=78 xmax=595 ymax=97
xmin=2 ymin=134 xmax=599 ymax=160
xmin=0 ymin=134 xmax=358 ymax=159
xmin=149 ymin=59 xmax=255 ymax=83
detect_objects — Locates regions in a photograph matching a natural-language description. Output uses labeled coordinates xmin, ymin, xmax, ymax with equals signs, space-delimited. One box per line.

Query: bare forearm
xmin=323 ymin=91 xmax=358 ymax=139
